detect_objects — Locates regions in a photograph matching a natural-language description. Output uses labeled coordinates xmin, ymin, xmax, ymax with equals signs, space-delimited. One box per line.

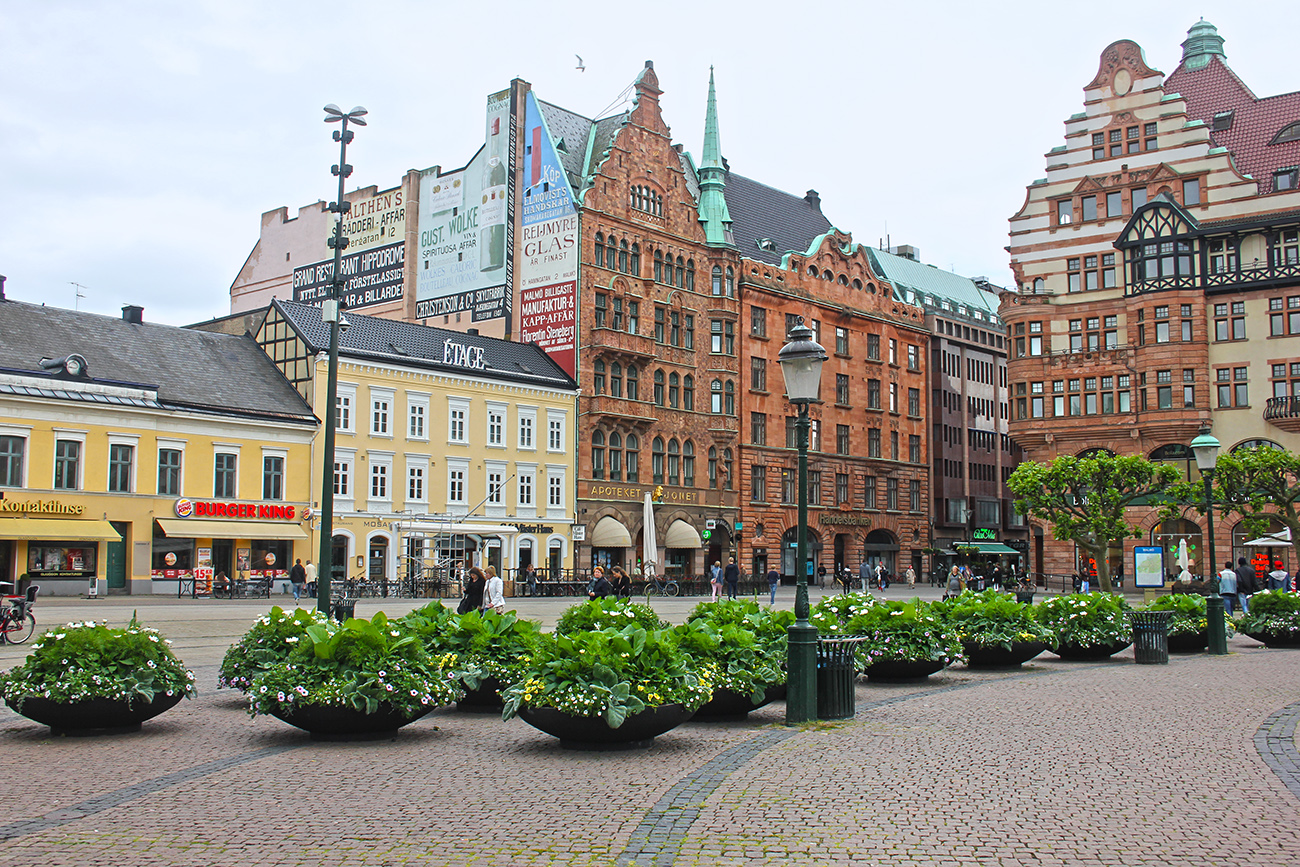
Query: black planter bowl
xmin=1243 ymin=630 xmax=1300 ymax=648
xmin=1052 ymin=639 xmax=1132 ymax=660
xmin=6 ymin=693 xmax=184 ymax=736
xmin=863 ymin=659 xmax=946 ymax=681
xmin=457 ymin=677 xmax=505 ymax=711
xmin=1167 ymin=631 xmax=1209 ymax=653
xmin=963 ymin=640 xmax=1048 ymax=668
xmin=692 ymin=683 xmax=786 ymax=720
xmin=268 ymin=702 xmax=431 ymax=740
xmin=518 ymin=703 xmax=694 ymax=749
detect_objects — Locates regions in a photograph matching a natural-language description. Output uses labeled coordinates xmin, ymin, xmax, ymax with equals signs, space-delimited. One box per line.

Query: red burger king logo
xmin=174 ymin=498 xmax=195 ymax=518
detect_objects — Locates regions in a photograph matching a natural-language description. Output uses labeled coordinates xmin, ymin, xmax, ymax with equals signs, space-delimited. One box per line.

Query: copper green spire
xmin=698 ymin=66 xmax=733 ymax=248
xmin=1181 ymin=19 xmax=1225 ymax=71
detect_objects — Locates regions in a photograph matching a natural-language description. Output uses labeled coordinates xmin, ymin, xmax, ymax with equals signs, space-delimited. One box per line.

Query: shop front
xmin=579 ymin=481 xmax=736 ymax=579
xmin=0 ymin=499 xmax=122 ymax=596
xmin=153 ymin=498 xmax=308 ymax=596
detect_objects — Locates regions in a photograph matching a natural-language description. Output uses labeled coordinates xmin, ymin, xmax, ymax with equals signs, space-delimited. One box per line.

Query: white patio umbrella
xmin=1244 ymin=528 xmax=1292 ymax=546
xmin=642 ymin=491 xmax=658 ymax=579
xmin=1177 ymin=539 xmax=1191 ymax=581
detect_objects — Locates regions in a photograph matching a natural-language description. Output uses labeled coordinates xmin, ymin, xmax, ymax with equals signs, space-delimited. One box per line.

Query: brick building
xmin=1002 ymin=21 xmax=1300 ymax=580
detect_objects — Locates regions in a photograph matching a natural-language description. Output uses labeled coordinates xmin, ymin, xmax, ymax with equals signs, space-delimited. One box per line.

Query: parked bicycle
xmin=0 ymin=584 xmax=38 ymax=645
xmin=642 ymin=568 xmax=679 ymax=599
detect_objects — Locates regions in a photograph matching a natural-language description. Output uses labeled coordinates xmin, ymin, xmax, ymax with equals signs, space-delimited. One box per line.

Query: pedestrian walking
xmin=610 ymin=565 xmax=631 ymax=598
xmin=766 ymin=565 xmax=780 ymax=605
xmin=588 ymin=565 xmax=612 ymax=599
xmin=304 ymin=559 xmax=317 ymax=598
xmin=859 ymin=561 xmax=871 ymax=592
xmin=944 ymin=566 xmax=962 ymax=600
xmin=1235 ymin=557 xmax=1256 ymax=615
xmin=289 ymin=558 xmax=307 ymax=602
xmin=905 ymin=566 xmax=916 ymax=590
xmin=817 ymin=563 xmax=827 ymax=588
xmin=710 ymin=561 xmax=723 ymax=601
xmin=482 ymin=567 xmax=505 ymax=614
xmin=460 ymin=566 xmax=486 ymax=614
xmin=724 ymin=556 xmax=740 ymax=599
xmin=1270 ymin=561 xmax=1289 ymax=591
xmin=523 ymin=563 xmax=538 ymax=597
xmin=1218 ymin=560 xmax=1239 ymax=616
xmin=875 ymin=562 xmax=886 ymax=592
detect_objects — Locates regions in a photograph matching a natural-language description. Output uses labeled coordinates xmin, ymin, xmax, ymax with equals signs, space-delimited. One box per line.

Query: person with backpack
xmin=1269 ymin=560 xmax=1289 ymax=591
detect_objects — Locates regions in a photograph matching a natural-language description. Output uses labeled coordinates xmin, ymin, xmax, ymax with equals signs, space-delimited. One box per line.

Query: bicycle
xmin=0 ymin=584 xmax=39 ymax=645
xmin=642 ymin=570 xmax=679 ymax=599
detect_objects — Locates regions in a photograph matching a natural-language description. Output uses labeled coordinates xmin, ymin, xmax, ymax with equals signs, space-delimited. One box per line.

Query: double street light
xmin=316 ymin=104 xmax=367 ymax=617
xmin=778 ymin=318 xmax=827 ymax=724
xmin=1190 ymin=423 xmax=1227 ymax=654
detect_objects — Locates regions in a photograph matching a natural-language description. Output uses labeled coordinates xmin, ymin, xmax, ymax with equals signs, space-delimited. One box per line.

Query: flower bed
xmin=219 ymin=605 xmax=330 ymax=691
xmin=1142 ymin=593 xmax=1233 ymax=651
xmin=1237 ymin=590 xmax=1300 ymax=647
xmin=427 ymin=607 xmax=542 ymax=707
xmin=813 ymin=597 xmax=962 ymax=672
xmin=675 ymin=600 xmax=792 ymax=715
xmin=0 ymin=616 xmax=195 ymax=728
xmin=940 ymin=589 xmax=1057 ymax=651
xmin=1036 ymin=593 xmax=1132 ymax=658
xmin=555 ymin=598 xmax=666 ymax=634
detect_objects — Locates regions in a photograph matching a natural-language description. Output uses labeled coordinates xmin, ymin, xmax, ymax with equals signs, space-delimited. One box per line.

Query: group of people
xmin=586 ymin=564 xmax=632 ymax=599
xmin=708 ymin=557 xmax=741 ymax=601
xmin=288 ymin=558 xmax=317 ymax=601
xmin=1216 ymin=557 xmax=1293 ymax=615
xmin=944 ymin=563 xmax=1026 ymax=599
xmin=456 ymin=565 xmax=506 ymax=615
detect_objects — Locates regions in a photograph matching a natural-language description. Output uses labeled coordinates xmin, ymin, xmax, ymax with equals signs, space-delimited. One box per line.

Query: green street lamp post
xmin=778 ymin=317 xmax=826 ymax=724
xmin=316 ymin=104 xmax=367 ymax=617
xmin=1190 ymin=423 xmax=1227 ymax=655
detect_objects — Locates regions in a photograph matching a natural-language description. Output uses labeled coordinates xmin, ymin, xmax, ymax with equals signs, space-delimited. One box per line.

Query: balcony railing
xmin=1265 ymin=396 xmax=1300 ymax=420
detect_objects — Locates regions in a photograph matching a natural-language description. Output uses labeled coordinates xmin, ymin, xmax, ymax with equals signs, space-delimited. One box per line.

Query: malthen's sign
xmin=0 ymin=498 xmax=84 ymax=516
xmin=818 ymin=513 xmax=872 ymax=527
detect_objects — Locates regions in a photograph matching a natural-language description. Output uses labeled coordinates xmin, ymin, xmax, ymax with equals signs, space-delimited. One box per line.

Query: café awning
xmin=156 ymin=519 xmax=308 ymax=540
xmin=0 ymin=517 xmax=122 ymax=542
xmin=664 ymin=520 xmax=702 ymax=549
xmin=957 ymin=541 xmax=1020 ymax=555
xmin=590 ymin=516 xmax=632 ymax=547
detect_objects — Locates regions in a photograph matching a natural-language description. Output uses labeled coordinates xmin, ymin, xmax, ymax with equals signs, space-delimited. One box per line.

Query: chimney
xmin=467 ymin=328 xmax=479 ymax=336
xmin=122 ymin=305 xmax=144 ymax=324
xmin=644 ymin=60 xmax=653 ymax=70
xmin=805 ymin=190 xmax=821 ymax=210
xmin=0 ymin=275 xmax=6 ymax=301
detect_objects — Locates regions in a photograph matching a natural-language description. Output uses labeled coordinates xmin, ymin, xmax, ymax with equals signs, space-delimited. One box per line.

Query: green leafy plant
xmin=1144 ymin=593 xmax=1234 ymax=638
xmin=0 ymin=615 xmax=196 ymax=711
xmin=247 ymin=611 xmax=462 ymax=718
xmin=941 ymin=589 xmax=1056 ymax=650
xmin=438 ymin=609 xmax=543 ymax=690
xmin=833 ymin=599 xmax=963 ymax=668
xmin=501 ymin=626 xmax=711 ymax=728
xmin=1035 ymin=593 xmax=1132 ymax=648
xmin=219 ymin=605 xmax=331 ymax=690
xmin=555 ymin=597 xmax=666 ymax=634
xmin=809 ymin=592 xmax=878 ymax=633
xmin=1237 ymin=590 xmax=1300 ymax=642
xmin=686 ymin=598 xmax=794 ymax=655
xmin=394 ymin=601 xmax=457 ymax=645
xmin=674 ymin=602 xmax=790 ymax=702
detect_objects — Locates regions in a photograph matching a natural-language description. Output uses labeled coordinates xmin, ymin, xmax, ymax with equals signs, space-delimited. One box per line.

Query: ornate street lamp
xmin=778 ymin=317 xmax=827 ymax=724
xmin=316 ymin=104 xmax=367 ymax=616
xmin=1190 ymin=423 xmax=1227 ymax=654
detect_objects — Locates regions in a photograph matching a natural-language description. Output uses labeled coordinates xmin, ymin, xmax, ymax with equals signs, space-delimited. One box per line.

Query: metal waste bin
xmin=331 ymin=598 xmax=358 ymax=621
xmin=1015 ymin=591 xmax=1035 ymax=605
xmin=1129 ymin=610 xmax=1173 ymax=665
xmin=816 ymin=636 xmax=863 ymax=720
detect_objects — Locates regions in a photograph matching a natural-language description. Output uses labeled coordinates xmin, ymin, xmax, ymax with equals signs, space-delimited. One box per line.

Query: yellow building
xmin=257 ymin=300 xmax=579 ymax=588
xmin=0 ymin=299 xmax=317 ymax=595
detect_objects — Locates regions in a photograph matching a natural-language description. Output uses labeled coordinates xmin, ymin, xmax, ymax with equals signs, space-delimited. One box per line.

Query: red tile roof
xmin=1166 ymin=55 xmax=1300 ymax=192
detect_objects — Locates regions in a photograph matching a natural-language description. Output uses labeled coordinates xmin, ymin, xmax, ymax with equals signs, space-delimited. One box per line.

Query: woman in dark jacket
xmin=459 ymin=566 xmax=486 ymax=614
xmin=610 ymin=566 xmax=632 ymax=598
xmin=588 ymin=565 xmax=613 ymax=599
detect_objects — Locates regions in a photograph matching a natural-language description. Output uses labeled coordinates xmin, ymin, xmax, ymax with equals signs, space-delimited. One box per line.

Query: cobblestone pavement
xmin=1 ymin=595 xmax=1296 ymax=866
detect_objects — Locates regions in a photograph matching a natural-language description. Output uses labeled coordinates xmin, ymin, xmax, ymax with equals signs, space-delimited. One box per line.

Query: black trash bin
xmin=816 ymin=637 xmax=861 ymax=720
xmin=331 ymin=598 xmax=357 ymax=621
xmin=1015 ymin=591 xmax=1035 ymax=605
xmin=1129 ymin=610 xmax=1173 ymax=665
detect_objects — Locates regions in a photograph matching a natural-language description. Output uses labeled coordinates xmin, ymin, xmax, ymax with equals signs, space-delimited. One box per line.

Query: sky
xmin=2 ymin=0 xmax=1297 ymax=326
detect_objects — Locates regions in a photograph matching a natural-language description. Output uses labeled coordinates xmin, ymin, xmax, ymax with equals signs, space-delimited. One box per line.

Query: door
xmin=212 ymin=538 xmax=233 ymax=582
xmin=106 ymin=522 xmax=129 ymax=590
xmin=0 ymin=540 xmax=11 ymax=589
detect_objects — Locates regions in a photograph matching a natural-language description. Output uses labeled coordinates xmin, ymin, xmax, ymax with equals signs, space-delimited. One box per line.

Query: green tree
xmin=1007 ymin=454 xmax=1181 ymax=591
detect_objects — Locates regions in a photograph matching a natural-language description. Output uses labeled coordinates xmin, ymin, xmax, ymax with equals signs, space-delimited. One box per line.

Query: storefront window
xmin=152 ymin=535 xmax=195 ymax=579
xmin=28 ymin=542 xmax=97 ymax=578
xmin=251 ymin=540 xmax=291 ymax=579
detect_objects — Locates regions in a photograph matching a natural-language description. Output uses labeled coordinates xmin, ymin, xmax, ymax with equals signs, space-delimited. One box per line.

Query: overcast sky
xmin=2 ymin=1 xmax=1296 ymax=326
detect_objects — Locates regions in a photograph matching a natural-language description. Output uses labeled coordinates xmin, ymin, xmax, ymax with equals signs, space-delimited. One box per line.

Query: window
xmin=158 ymin=448 xmax=182 ymax=496
xmin=835 ymin=326 xmax=849 ymax=355
xmin=518 ymin=410 xmax=535 ymax=449
xmin=517 ymin=471 xmax=534 ymax=507
xmin=806 ymin=470 xmax=821 ymax=506
xmin=335 ymin=393 xmax=352 ymax=431
xmin=1144 ymin=121 xmax=1158 ymax=150
xmin=709 ymin=319 xmax=734 ymax=354
xmin=487 ymin=469 xmax=503 ymax=504
xmin=684 ymin=440 xmax=695 ymax=487
xmin=333 ymin=456 xmax=350 ymax=496
xmin=609 ymin=362 xmax=622 ymax=397
xmin=1057 ymin=199 xmax=1073 ymax=225
xmin=751 ymin=356 xmax=767 ymax=391
xmin=1214 ymin=301 xmax=1247 ymax=341
xmin=711 ymin=379 xmax=723 ymax=413
xmin=654 ymin=307 xmax=665 ymax=343
xmin=1182 ymin=178 xmax=1200 ymax=206
xmin=652 ymin=438 xmax=665 ymax=485
xmin=654 ymin=370 xmax=665 ymax=406
xmin=1081 ymin=195 xmax=1097 ymax=221
xmin=607 ymin=432 xmax=620 ymax=481
xmin=890 ymin=430 xmax=899 ymax=460
xmin=487 ymin=406 xmax=504 ymax=446
xmin=449 ymin=467 xmax=468 ymax=504
xmin=408 ymin=400 xmax=426 ymax=439
xmin=751 ymin=466 xmax=767 ymax=502
xmin=548 ymin=474 xmax=563 ymax=509
xmin=908 ymin=387 xmax=920 ymax=417
xmin=372 ymin=394 xmax=390 ymax=435
xmin=889 ymin=338 xmax=898 ymax=365
xmin=752 ymin=412 xmax=767 ymax=445
xmin=889 ymin=382 xmax=898 ymax=413
xmin=907 ymin=344 xmax=919 ymax=371
xmin=1235 ymin=366 xmax=1249 ymax=407
xmin=909 ymin=434 xmax=921 ymax=463
xmin=724 ymin=380 xmax=735 ymax=416
xmin=711 ymin=265 xmax=723 ymax=296
xmin=625 ymin=434 xmax=639 ymax=482
xmin=836 ymin=424 xmax=849 ymax=455
xmin=835 ymin=373 xmax=849 ymax=405
xmin=611 ymin=297 xmax=624 ymax=331
xmin=863 ymin=475 xmax=876 ymax=509
xmin=751 ymin=306 xmax=767 ymax=337
xmin=408 ymin=465 xmax=424 ymax=502
xmin=548 ymin=415 xmax=563 ymax=451
xmin=1210 ymin=239 xmax=1237 ymax=274
xmin=214 ymin=453 xmax=237 ymax=498
xmin=1274 ymin=230 xmax=1299 ymax=266
xmin=108 ymin=443 xmax=133 ymax=493
xmin=868 ymin=428 xmax=881 ymax=458
xmin=867 ymin=379 xmax=880 ymax=409
xmin=594 ymin=293 xmax=607 ymax=327
xmin=628 ymin=301 xmax=639 ymax=335
xmin=668 ymin=372 xmax=679 ymax=408
xmin=667 ymin=439 xmax=680 ymax=486
xmin=866 ymin=334 xmax=880 ymax=361
xmin=886 ymin=477 xmax=898 ymax=511
xmin=1274 ymin=169 xmax=1298 ymax=193
xmin=683 ymin=374 xmax=693 ymax=410
xmin=54 ymin=439 xmax=80 ymax=490
xmin=627 ymin=367 xmax=639 ymax=401
xmin=1106 ymin=190 xmax=1122 ymax=218
xmin=448 ymin=403 xmax=467 ymax=443
xmin=909 ymin=479 xmax=921 ymax=512
xmin=262 ymin=455 xmax=284 ymax=500
xmin=0 ymin=436 xmax=23 ymax=488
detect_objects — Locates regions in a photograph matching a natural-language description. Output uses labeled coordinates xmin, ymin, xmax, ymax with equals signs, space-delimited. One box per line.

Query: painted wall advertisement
xmin=416 ymin=91 xmax=514 ymax=322
xmin=292 ymin=186 xmax=407 ymax=311
xmin=516 ymin=91 xmax=578 ymax=376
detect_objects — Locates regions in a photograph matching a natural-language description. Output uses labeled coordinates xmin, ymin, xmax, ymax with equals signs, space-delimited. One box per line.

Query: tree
xmin=1007 ymin=454 xmax=1181 ymax=591
xmin=1178 ymin=446 xmax=1300 ymax=566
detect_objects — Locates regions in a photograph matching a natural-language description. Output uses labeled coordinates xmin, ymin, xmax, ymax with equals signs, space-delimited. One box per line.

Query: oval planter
xmin=692 ymin=683 xmax=786 ymax=720
xmin=1052 ymin=639 xmax=1132 ymax=660
xmin=518 ymin=703 xmax=693 ymax=749
xmin=6 ymin=693 xmax=184 ymax=736
xmin=963 ymin=640 xmax=1048 ymax=669
xmin=1243 ymin=630 xmax=1300 ymax=649
xmin=1167 ymin=631 xmax=1209 ymax=653
xmin=456 ymin=677 xmax=505 ymax=711
xmin=269 ymin=702 xmax=431 ymax=740
xmin=862 ymin=659 xmax=945 ymax=681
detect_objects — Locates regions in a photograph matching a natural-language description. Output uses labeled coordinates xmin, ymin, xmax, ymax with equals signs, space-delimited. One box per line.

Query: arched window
xmin=711 ymin=378 xmax=723 ymax=413
xmin=653 ymin=369 xmax=665 ymax=406
xmin=722 ymin=448 xmax=733 ymax=490
xmin=668 ymin=372 xmax=680 ymax=408
xmin=725 ymin=379 xmax=735 ymax=415
xmin=610 ymin=362 xmax=623 ymax=397
xmin=1033 ymin=277 xmax=1045 ymax=293
xmin=853 ymin=278 xmax=863 ymax=290
xmin=606 ymin=237 xmax=617 ymax=270
xmin=592 ymin=431 xmax=605 ymax=480
xmin=654 ymin=249 xmax=664 ymax=282
xmin=608 ymin=432 xmax=622 ymax=481
xmin=625 ymin=433 xmax=640 ymax=482
xmin=626 ymin=366 xmax=639 ymax=400
xmin=1232 ymin=439 xmax=1284 ymax=452
xmin=683 ymin=440 xmax=695 ymax=487
xmin=808 ymin=265 xmax=818 ymax=276
xmin=822 ymin=270 xmax=833 ymax=281
xmin=619 ymin=239 xmax=629 ymax=273
xmin=630 ymin=187 xmax=640 ymax=210
xmin=685 ymin=259 xmax=695 ymax=291
xmin=630 ymin=243 xmax=640 ymax=276
xmin=667 ymin=438 xmax=680 ymax=486
xmin=1150 ymin=443 xmax=1196 ymax=482
xmin=652 ymin=437 xmax=665 ymax=485
xmin=656 ymin=194 xmax=663 ymax=216
xmin=712 ymin=265 xmax=723 ymax=296
xmin=838 ymin=274 xmax=848 ymax=286
xmin=683 ymin=374 xmax=694 ymax=410
xmin=593 ymin=359 xmax=605 ymax=395
xmin=675 ymin=256 xmax=685 ymax=288
xmin=594 ymin=233 xmax=605 ymax=267
xmin=725 ymin=266 xmax=735 ymax=297
xmin=708 ymin=446 xmax=718 ymax=489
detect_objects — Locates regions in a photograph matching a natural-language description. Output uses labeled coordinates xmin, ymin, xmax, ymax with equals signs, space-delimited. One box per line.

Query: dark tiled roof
xmin=1166 ymin=55 xmax=1300 ymax=192
xmin=273 ymin=300 xmax=577 ymax=391
xmin=535 ymin=100 xmax=628 ymax=204
xmin=0 ymin=300 xmax=314 ymax=422
xmin=722 ymin=172 xmax=833 ymax=265
xmin=1199 ymin=207 xmax=1300 ymax=231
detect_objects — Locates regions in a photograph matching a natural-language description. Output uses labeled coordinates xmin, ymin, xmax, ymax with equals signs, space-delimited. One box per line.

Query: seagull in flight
xmin=575 ymin=54 xmax=585 ymax=72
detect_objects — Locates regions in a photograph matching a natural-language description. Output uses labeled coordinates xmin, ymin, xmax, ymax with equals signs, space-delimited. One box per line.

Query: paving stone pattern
xmin=0 ymin=597 xmax=1296 ymax=865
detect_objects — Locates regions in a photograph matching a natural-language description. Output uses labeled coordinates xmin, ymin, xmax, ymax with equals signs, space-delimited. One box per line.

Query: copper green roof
xmin=864 ymin=247 xmax=999 ymax=316
xmin=1180 ymin=19 xmax=1225 ymax=71
xmin=697 ymin=67 xmax=733 ymax=247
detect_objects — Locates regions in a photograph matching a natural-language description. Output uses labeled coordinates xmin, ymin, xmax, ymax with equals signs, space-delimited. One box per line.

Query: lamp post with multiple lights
xmin=777 ymin=317 xmax=827 ymax=724
xmin=1190 ymin=423 xmax=1228 ymax=655
xmin=316 ymin=104 xmax=367 ymax=616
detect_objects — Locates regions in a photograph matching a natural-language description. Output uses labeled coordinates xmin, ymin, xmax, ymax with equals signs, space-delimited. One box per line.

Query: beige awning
xmin=156 ymin=519 xmax=308 ymax=540
xmin=0 ymin=517 xmax=122 ymax=542
xmin=590 ymin=516 xmax=632 ymax=547
xmin=664 ymin=519 xmax=702 ymax=549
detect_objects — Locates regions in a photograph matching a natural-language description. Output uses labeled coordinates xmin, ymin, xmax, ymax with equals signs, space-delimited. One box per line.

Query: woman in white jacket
xmin=482 ymin=566 xmax=505 ymax=614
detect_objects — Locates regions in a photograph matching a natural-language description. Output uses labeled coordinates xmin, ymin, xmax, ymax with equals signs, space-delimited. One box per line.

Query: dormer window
xmin=756 ymin=238 xmax=777 ymax=252
xmin=1272 ymin=123 xmax=1300 ymax=145
xmin=1212 ymin=111 xmax=1234 ymax=132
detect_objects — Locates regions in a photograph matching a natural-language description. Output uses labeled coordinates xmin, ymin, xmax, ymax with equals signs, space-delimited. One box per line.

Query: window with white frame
xmin=0 ymin=428 xmax=29 ymax=488
xmin=548 ymin=471 xmax=564 ymax=510
xmin=517 ymin=464 xmax=536 ymax=512
xmin=335 ymin=383 xmax=356 ymax=433
xmin=262 ymin=450 xmax=286 ymax=500
xmin=546 ymin=409 xmax=566 ymax=452
xmin=518 ymin=407 xmax=536 ymax=450
xmin=371 ymin=388 xmax=393 ymax=436
xmin=485 ymin=460 xmax=508 ymax=516
xmin=448 ymin=396 xmax=469 ymax=444
xmin=333 ymin=448 xmax=355 ymax=500
xmin=447 ymin=465 xmax=466 ymax=505
xmin=407 ymin=393 xmax=429 ymax=440
xmin=486 ymin=402 xmax=506 ymax=447
xmin=157 ymin=440 xmax=185 ymax=497
xmin=213 ymin=448 xmax=239 ymax=498
xmin=52 ymin=430 xmax=85 ymax=491
xmin=370 ymin=463 xmax=389 ymax=500
xmin=408 ymin=465 xmax=425 ymax=502
xmin=107 ymin=436 xmax=138 ymax=493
